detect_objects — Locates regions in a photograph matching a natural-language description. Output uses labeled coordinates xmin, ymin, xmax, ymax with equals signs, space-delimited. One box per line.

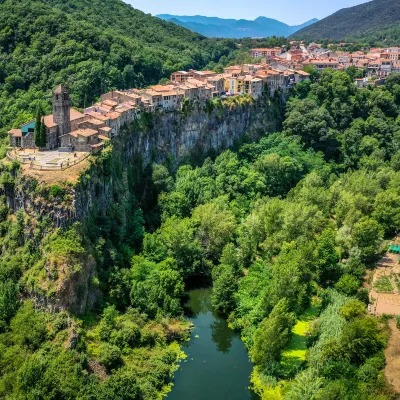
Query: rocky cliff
xmin=0 ymin=97 xmax=281 ymax=314
xmin=74 ymin=97 xmax=280 ymax=224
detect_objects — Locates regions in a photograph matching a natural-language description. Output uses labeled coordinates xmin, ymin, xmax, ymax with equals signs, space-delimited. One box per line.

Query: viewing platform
xmin=7 ymin=148 xmax=89 ymax=171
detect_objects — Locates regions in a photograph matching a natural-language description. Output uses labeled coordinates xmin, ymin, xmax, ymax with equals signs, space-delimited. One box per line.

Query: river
xmin=167 ymin=288 xmax=259 ymax=400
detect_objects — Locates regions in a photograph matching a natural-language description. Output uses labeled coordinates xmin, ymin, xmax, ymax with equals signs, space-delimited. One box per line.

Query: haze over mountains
xmin=292 ymin=0 xmax=400 ymax=44
xmin=156 ymin=14 xmax=318 ymax=38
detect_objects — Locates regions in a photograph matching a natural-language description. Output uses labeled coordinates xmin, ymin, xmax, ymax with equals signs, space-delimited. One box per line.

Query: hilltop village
xmin=8 ymin=65 xmax=310 ymax=158
xmin=8 ymin=43 xmax=400 ymax=161
xmin=256 ymin=43 xmax=400 ymax=80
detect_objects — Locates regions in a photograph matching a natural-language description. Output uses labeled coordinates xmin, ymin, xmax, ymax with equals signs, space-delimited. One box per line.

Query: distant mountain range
xmin=156 ymin=14 xmax=318 ymax=38
xmin=292 ymin=0 xmax=400 ymax=44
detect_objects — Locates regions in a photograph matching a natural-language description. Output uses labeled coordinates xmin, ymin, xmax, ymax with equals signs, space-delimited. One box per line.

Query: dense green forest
xmin=292 ymin=0 xmax=400 ymax=45
xmin=1 ymin=68 xmax=400 ymax=398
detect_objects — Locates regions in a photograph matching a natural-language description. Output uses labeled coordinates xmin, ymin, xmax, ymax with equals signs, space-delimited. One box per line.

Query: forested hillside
xmin=1 ymin=68 xmax=400 ymax=397
xmin=0 ymin=0 xmax=236 ymax=146
xmin=292 ymin=0 xmax=400 ymax=45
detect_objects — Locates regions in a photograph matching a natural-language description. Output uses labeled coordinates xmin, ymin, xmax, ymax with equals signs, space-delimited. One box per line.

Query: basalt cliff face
xmin=1 ymin=99 xmax=280 ymax=314
xmin=74 ymin=99 xmax=279 ymax=224
xmin=4 ymin=100 xmax=278 ymax=225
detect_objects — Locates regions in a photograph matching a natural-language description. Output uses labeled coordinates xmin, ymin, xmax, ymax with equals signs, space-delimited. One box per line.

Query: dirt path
xmin=385 ymin=320 xmax=400 ymax=393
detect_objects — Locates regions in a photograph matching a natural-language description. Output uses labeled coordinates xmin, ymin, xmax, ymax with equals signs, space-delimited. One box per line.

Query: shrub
xmin=340 ymin=317 xmax=383 ymax=365
xmin=339 ymin=299 xmax=366 ymax=320
xmin=99 ymin=343 xmax=122 ymax=371
xmin=396 ymin=315 xmax=400 ymax=329
xmin=335 ymin=274 xmax=360 ymax=296
xmin=49 ymin=184 xmax=65 ymax=198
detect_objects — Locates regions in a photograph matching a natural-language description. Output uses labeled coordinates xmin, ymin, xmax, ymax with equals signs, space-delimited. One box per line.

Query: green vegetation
xmin=1 ymin=67 xmax=400 ymax=398
xmin=292 ymin=0 xmax=400 ymax=45
xmin=374 ymin=275 xmax=395 ymax=293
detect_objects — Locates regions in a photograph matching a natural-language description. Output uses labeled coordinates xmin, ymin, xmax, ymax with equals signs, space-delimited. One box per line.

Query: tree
xmin=314 ymin=228 xmax=341 ymax=287
xmin=0 ymin=280 xmax=19 ymax=331
xmin=335 ymin=274 xmax=360 ymax=296
xmin=192 ymin=202 xmax=236 ymax=262
xmin=269 ymin=244 xmax=313 ymax=314
xmin=143 ymin=217 xmax=205 ymax=277
xmin=339 ymin=299 xmax=366 ymax=321
xmin=152 ymin=164 xmax=174 ymax=193
xmin=39 ymin=118 xmax=47 ymax=148
xmin=340 ymin=317 xmax=383 ymax=365
xmin=372 ymin=190 xmax=400 ymax=235
xmin=211 ymin=244 xmax=241 ymax=315
xmin=286 ymin=369 xmax=324 ymax=400
xmin=10 ymin=301 xmax=47 ymax=351
xmin=283 ymin=98 xmax=336 ymax=153
xmin=99 ymin=343 xmax=122 ymax=371
xmin=251 ymin=298 xmax=295 ymax=371
xmin=100 ymin=367 xmax=142 ymax=400
xmin=352 ymin=218 xmax=384 ymax=263
xmin=34 ymin=105 xmax=42 ymax=148
xmin=130 ymin=257 xmax=184 ymax=318
xmin=211 ymin=265 xmax=238 ymax=315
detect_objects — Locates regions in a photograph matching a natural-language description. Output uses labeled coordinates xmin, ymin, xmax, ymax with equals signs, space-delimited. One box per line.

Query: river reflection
xmin=167 ymin=288 xmax=260 ymax=400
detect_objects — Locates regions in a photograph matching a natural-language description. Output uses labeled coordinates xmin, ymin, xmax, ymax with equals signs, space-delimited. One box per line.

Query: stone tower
xmin=53 ymin=84 xmax=71 ymax=136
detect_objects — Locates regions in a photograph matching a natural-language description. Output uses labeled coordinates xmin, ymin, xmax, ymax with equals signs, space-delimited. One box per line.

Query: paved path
xmin=385 ymin=320 xmax=400 ymax=393
xmin=10 ymin=149 xmax=88 ymax=169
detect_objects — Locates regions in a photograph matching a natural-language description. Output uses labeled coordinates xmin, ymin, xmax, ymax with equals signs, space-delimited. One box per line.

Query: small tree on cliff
xmin=39 ymin=118 xmax=47 ymax=148
xmin=34 ymin=105 xmax=42 ymax=148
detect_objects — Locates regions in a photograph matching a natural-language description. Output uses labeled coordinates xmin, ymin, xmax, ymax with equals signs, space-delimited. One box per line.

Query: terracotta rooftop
xmin=53 ymin=84 xmax=68 ymax=94
xmin=9 ymin=129 xmax=22 ymax=137
xmin=70 ymin=128 xmax=98 ymax=138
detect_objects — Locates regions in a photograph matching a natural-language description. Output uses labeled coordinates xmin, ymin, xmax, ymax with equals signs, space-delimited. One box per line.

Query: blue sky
xmin=126 ymin=0 xmax=369 ymax=25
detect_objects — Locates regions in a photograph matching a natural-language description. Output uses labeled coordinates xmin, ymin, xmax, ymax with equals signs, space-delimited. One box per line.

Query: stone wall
xmin=22 ymin=132 xmax=35 ymax=149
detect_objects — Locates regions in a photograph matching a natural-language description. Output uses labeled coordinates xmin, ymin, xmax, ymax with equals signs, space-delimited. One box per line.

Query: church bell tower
xmin=53 ymin=84 xmax=71 ymax=137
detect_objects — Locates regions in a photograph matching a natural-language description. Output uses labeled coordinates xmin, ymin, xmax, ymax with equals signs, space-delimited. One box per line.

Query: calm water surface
xmin=167 ymin=288 xmax=259 ymax=400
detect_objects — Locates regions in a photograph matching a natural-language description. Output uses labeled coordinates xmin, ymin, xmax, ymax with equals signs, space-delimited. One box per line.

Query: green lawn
xmin=281 ymin=303 xmax=320 ymax=377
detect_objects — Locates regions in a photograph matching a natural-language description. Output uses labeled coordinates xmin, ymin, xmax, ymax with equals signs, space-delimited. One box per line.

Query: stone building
xmin=9 ymin=84 xmax=86 ymax=150
xmin=53 ymin=84 xmax=71 ymax=137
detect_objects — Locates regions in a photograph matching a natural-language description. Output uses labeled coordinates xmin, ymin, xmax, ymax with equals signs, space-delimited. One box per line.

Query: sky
xmin=126 ymin=0 xmax=369 ymax=25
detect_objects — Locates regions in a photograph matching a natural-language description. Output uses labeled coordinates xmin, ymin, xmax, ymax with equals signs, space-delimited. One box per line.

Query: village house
xmin=223 ymin=65 xmax=243 ymax=77
xmin=381 ymin=48 xmax=400 ymax=62
xmin=188 ymin=70 xmax=217 ymax=81
xmin=251 ymin=48 xmax=282 ymax=59
xmin=170 ymin=70 xmax=194 ymax=83
xmin=338 ymin=52 xmax=351 ymax=64
xmin=232 ymin=75 xmax=263 ymax=98
xmin=303 ymin=58 xmax=340 ymax=71
xmin=256 ymin=70 xmax=285 ymax=95
xmin=292 ymin=70 xmax=311 ymax=83
xmin=355 ymin=78 xmax=369 ymax=88
xmin=205 ymin=76 xmax=225 ymax=95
